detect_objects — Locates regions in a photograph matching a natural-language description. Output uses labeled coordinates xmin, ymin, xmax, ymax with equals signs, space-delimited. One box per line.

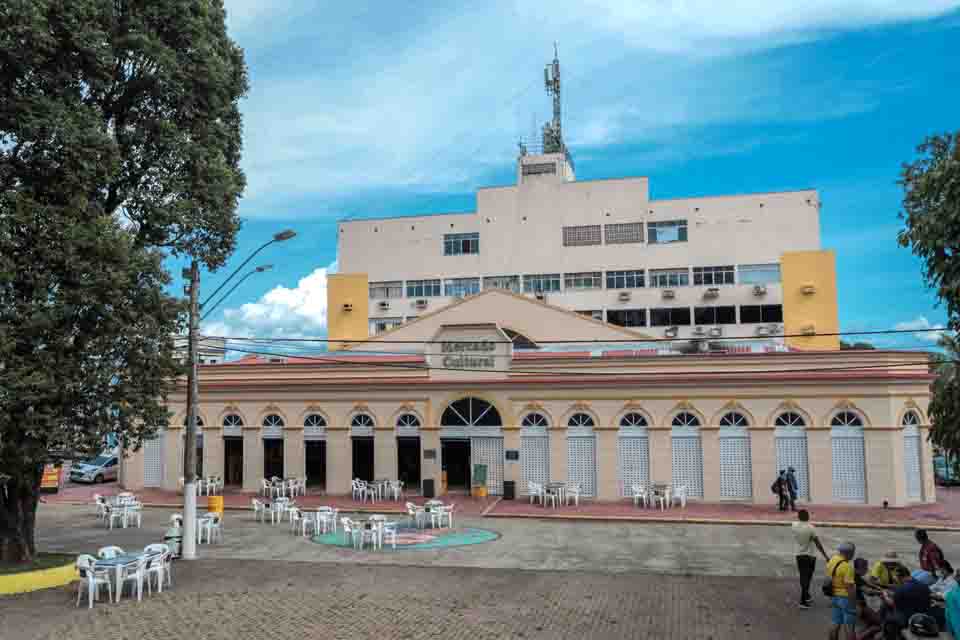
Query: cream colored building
xmin=120 ymin=290 xmax=934 ymax=508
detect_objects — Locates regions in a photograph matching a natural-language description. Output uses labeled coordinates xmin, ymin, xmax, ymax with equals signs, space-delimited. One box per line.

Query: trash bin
xmin=503 ymin=480 xmax=516 ymax=500
xmin=208 ymin=495 xmax=224 ymax=515
xmin=422 ymin=478 xmax=435 ymax=498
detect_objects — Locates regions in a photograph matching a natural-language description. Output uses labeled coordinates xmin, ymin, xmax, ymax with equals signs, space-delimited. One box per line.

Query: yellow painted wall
xmin=782 ymin=250 xmax=840 ymax=351
xmin=327 ymin=273 xmax=369 ymax=350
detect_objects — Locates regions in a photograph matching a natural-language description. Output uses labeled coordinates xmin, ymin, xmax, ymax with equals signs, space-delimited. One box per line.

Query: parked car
xmin=69 ymin=455 xmax=118 ymax=484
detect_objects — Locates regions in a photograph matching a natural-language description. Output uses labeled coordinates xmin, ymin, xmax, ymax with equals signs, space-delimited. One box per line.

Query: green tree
xmin=898 ymin=132 xmax=960 ymax=460
xmin=0 ymin=0 xmax=247 ymax=563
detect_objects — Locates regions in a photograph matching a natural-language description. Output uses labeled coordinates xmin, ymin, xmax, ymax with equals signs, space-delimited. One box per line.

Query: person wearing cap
xmin=793 ymin=509 xmax=828 ymax=608
xmin=826 ymin=542 xmax=857 ymax=640
xmin=785 ymin=466 xmax=799 ymax=511
xmin=881 ymin=569 xmax=934 ymax=638
xmin=868 ymin=551 xmax=908 ymax=588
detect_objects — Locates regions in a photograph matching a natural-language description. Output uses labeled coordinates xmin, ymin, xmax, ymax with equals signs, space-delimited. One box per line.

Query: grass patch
xmin=0 ymin=553 xmax=75 ymax=575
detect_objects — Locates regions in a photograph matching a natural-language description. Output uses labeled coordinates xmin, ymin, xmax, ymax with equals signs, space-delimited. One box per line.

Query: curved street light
xmin=201 ymin=264 xmax=273 ymax=321
xmin=200 ymin=229 xmax=296 ymax=308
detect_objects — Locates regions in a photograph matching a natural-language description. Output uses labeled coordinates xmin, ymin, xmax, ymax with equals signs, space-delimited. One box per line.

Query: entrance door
xmin=471 ymin=436 xmax=504 ymax=495
xmin=441 ymin=439 xmax=470 ymax=490
xmin=263 ymin=439 xmax=284 ymax=479
xmin=224 ymin=436 xmax=243 ymax=486
xmin=352 ymin=437 xmax=374 ymax=482
xmin=397 ymin=437 xmax=421 ymax=488
xmin=305 ymin=440 xmax=326 ymax=488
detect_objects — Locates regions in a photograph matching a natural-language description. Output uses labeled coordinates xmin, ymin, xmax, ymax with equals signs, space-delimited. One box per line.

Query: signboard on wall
xmin=426 ymin=323 xmax=513 ymax=380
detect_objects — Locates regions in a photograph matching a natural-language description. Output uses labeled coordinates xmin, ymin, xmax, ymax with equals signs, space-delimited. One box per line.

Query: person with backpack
xmin=786 ymin=466 xmax=800 ymax=511
xmin=824 ymin=542 xmax=857 ymax=640
xmin=772 ymin=470 xmax=788 ymax=511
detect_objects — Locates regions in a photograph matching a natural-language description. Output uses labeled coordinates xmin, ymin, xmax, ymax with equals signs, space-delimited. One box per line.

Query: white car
xmin=69 ymin=455 xmax=119 ymax=484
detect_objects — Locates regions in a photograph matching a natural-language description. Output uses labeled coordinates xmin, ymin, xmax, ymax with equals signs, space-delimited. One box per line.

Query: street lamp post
xmin=181 ymin=230 xmax=295 ymax=561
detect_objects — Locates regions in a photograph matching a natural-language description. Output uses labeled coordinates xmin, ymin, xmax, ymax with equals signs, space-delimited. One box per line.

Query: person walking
xmin=786 ymin=466 xmax=799 ymax=511
xmin=793 ymin=509 xmax=828 ymax=608
xmin=773 ymin=470 xmax=788 ymax=512
xmin=916 ymin=529 xmax=946 ymax=573
xmin=826 ymin=542 xmax=857 ymax=640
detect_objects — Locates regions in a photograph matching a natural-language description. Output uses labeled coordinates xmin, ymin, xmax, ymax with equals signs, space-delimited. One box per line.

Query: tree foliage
xmin=0 ymin=0 xmax=247 ymax=562
xmin=898 ymin=132 xmax=960 ymax=458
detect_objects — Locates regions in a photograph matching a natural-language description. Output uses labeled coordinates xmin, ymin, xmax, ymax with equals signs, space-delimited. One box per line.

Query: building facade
xmin=120 ymin=291 xmax=934 ymax=507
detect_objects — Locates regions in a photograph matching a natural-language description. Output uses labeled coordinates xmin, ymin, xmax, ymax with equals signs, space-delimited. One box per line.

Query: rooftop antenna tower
xmin=542 ymin=43 xmax=563 ymax=153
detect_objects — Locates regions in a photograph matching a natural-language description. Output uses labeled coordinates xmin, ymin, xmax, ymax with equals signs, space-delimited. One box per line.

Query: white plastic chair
xmin=124 ymin=503 xmax=143 ymax=528
xmin=389 ymin=480 xmax=404 ymax=501
xmin=260 ymin=479 xmax=271 ymax=497
xmin=76 ymin=554 xmax=112 ymax=608
xmin=117 ymin=556 xmax=147 ymax=602
xmin=351 ymin=480 xmax=362 ymax=501
xmin=631 ymin=484 xmax=649 ymax=508
xmin=105 ymin=505 xmax=126 ymax=530
xmin=527 ymin=482 xmax=542 ymax=505
xmin=381 ymin=522 xmax=399 ymax=550
xmin=317 ymin=507 xmax=337 ymax=534
xmin=565 ymin=484 xmax=582 ymax=507
xmin=357 ymin=523 xmax=378 ymax=550
xmin=98 ymin=545 xmax=124 ymax=560
xmin=143 ymin=544 xmax=172 ymax=592
xmin=93 ymin=494 xmax=107 ymax=520
xmin=672 ymin=485 xmax=688 ymax=508
xmin=438 ymin=504 xmax=455 ymax=529
xmin=341 ymin=517 xmax=361 ymax=548
xmin=252 ymin=499 xmax=265 ymax=522
xmin=654 ymin=486 xmax=670 ymax=511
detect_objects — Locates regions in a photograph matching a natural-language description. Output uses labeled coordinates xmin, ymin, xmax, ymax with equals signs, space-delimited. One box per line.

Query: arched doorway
xmin=567 ymin=412 xmax=597 ymax=497
xmin=303 ymin=414 xmax=326 ymax=489
xmin=775 ymin=411 xmax=810 ymax=500
xmin=671 ymin=412 xmax=703 ymax=499
xmin=262 ymin=414 xmax=285 ymax=479
xmin=520 ymin=412 xmax=550 ymax=495
xmin=719 ymin=411 xmax=752 ymax=500
xmin=617 ymin=412 xmax=649 ymax=497
xmin=351 ymin=413 xmax=375 ymax=482
xmin=222 ymin=414 xmax=244 ymax=486
xmin=440 ymin=397 xmax=503 ymax=495
xmin=831 ymin=410 xmax=866 ymax=503
xmin=396 ymin=413 xmax=422 ymax=488
xmin=903 ymin=410 xmax=923 ymax=502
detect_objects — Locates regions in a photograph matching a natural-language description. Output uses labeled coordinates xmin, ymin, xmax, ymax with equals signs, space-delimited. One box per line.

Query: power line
xmin=203 ymin=326 xmax=950 ymax=346
xmin=216 ymin=344 xmax=935 ymax=379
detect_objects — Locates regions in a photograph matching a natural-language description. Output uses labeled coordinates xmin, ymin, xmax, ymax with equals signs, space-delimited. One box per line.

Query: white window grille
xmin=521 ymin=435 xmax=549 ymax=494
xmin=143 ymin=434 xmax=163 ymax=487
xmin=604 ymin=222 xmax=644 ymax=244
xmin=719 ymin=412 xmax=752 ymax=500
xmin=831 ymin=411 xmax=866 ymax=503
xmin=396 ymin=413 xmax=421 ymax=437
xmin=471 ymin=436 xmax=504 ymax=495
xmin=775 ymin=411 xmax=809 ymax=500
xmin=567 ymin=435 xmax=597 ymax=497
xmin=562 ymin=225 xmax=601 ymax=247
xmin=671 ymin=412 xmax=703 ymax=498
xmin=222 ymin=413 xmax=243 ymax=436
xmin=351 ymin=413 xmax=375 ymax=437
xmin=262 ymin=413 xmax=284 ymax=439
xmin=902 ymin=411 xmax=923 ymax=502
xmin=304 ymin=413 xmax=326 ymax=440
xmin=618 ymin=413 xmax=649 ymax=497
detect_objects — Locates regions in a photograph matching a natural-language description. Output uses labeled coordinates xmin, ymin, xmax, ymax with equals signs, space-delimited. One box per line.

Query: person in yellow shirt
xmin=869 ymin=551 xmax=908 ymax=588
xmin=826 ymin=542 xmax=857 ymax=640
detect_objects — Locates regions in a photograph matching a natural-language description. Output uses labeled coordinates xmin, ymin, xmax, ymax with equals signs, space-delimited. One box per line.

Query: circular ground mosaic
xmin=311 ymin=525 xmax=500 ymax=550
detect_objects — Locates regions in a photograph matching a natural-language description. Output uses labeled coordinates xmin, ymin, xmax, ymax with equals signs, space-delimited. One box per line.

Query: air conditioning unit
xmin=618 ymin=291 xmax=631 ymax=302
xmin=801 ymin=283 xmax=817 ymax=295
xmin=378 ymin=301 xmax=390 ymax=310
xmin=752 ymin=284 xmax=767 ymax=296
xmin=755 ymin=326 xmax=771 ymax=336
xmin=414 ymin=299 xmax=428 ymax=309
xmin=664 ymin=326 xmax=678 ymax=338
xmin=768 ymin=324 xmax=782 ymax=335
xmin=661 ymin=289 xmax=676 ymax=299
xmin=800 ymin=324 xmax=816 ymax=335
xmin=342 ymin=303 xmax=353 ymax=312
xmin=692 ymin=326 xmax=705 ymax=336
xmin=709 ymin=327 xmax=723 ymax=337
xmin=703 ymin=287 xmax=719 ymax=299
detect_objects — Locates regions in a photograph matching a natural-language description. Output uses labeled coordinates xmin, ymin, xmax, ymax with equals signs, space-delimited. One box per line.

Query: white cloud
xmin=202 ymin=260 xmax=337 ymax=340
xmin=893 ymin=316 xmax=947 ymax=343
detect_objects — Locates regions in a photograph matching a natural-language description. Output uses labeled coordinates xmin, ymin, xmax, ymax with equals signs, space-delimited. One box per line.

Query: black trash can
xmin=503 ymin=480 xmax=516 ymax=500
xmin=422 ymin=478 xmax=435 ymax=499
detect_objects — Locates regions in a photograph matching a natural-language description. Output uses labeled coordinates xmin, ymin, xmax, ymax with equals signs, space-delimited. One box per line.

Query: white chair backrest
xmin=144 ymin=543 xmax=168 ymax=556
xmin=98 ymin=546 xmax=123 ymax=559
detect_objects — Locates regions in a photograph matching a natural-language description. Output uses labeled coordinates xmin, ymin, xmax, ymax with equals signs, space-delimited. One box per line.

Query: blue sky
xmin=182 ymin=1 xmax=960 ymax=349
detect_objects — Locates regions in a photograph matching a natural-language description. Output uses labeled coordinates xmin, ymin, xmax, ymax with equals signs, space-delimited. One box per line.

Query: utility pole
xmin=182 ymin=260 xmax=200 ymax=560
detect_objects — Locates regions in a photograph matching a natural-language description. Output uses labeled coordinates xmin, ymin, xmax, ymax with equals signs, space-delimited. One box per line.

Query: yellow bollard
xmin=208 ymin=495 xmax=224 ymax=516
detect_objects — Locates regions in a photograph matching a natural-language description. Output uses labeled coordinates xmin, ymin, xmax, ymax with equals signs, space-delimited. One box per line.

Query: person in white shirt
xmin=932 ymin=561 xmax=958 ymax=598
xmin=792 ymin=509 xmax=829 ymax=608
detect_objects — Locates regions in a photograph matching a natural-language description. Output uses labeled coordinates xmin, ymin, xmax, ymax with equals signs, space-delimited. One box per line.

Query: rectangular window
xmin=522 ymin=162 xmax=556 ymax=175
xmin=482 ymin=275 xmax=520 ymax=293
xmin=604 ymin=222 xmax=644 ymax=244
xmin=606 ymin=309 xmax=647 ymax=327
xmin=368 ymin=280 xmax=403 ymax=299
xmin=443 ymin=277 xmax=481 ymax=297
xmin=738 ymin=263 xmax=782 ymax=284
xmin=606 ymin=269 xmax=645 ymax=289
xmin=406 ymin=279 xmax=442 ymax=297
xmin=370 ymin=318 xmax=402 ymax=335
xmin=562 ymin=225 xmax=602 ymax=247
xmin=522 ymin=273 xmax=562 ymax=293
xmin=443 ymin=232 xmax=479 ymax=256
xmin=577 ymin=310 xmax=603 ymax=321
xmin=563 ymin=271 xmax=602 ymax=290
xmin=649 ymin=268 xmax=690 ymax=288
xmin=694 ymin=306 xmax=737 ymax=325
xmin=739 ymin=304 xmax=783 ymax=323
xmin=648 ymin=220 xmax=688 ymax=244
xmin=650 ymin=307 xmax=692 ymax=326
xmin=692 ymin=266 xmax=735 ymax=286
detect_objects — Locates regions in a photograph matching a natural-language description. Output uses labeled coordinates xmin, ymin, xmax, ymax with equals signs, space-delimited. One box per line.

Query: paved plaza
xmin=4 ymin=504 xmax=960 ymax=639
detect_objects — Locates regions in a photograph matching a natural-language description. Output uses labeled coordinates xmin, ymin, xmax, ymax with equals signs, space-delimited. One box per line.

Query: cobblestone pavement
xmin=3 ymin=558 xmax=824 ymax=640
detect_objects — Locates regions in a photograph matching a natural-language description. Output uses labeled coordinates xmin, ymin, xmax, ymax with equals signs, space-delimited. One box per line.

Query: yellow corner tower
xmin=327 ymin=273 xmax=369 ymax=351
xmin=781 ymin=250 xmax=840 ymax=350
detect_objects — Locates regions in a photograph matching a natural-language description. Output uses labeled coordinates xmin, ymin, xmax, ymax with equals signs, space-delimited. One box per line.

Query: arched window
xmin=568 ymin=413 xmax=595 ymax=428
xmin=831 ymin=411 xmax=863 ymax=428
xmin=441 ymin=398 xmax=501 ymax=427
xmin=521 ymin=412 xmax=549 ymax=428
xmin=719 ymin=412 xmax=748 ymax=428
xmin=304 ymin=414 xmax=327 ymax=428
xmin=671 ymin=412 xmax=700 ymax=428
xmin=351 ymin=414 xmax=375 ymax=428
xmin=262 ymin=414 xmax=284 ymax=428
xmin=183 ymin=416 xmax=204 ymax=427
xmin=902 ymin=411 xmax=921 ymax=427
xmin=620 ymin=413 xmax=648 ymax=428
xmin=719 ymin=411 xmax=752 ymax=500
xmin=903 ymin=410 xmax=923 ymax=501
xmin=397 ymin=414 xmax=420 ymax=428
xmin=223 ymin=414 xmax=243 ymax=427
xmin=775 ymin=411 xmax=805 ymax=428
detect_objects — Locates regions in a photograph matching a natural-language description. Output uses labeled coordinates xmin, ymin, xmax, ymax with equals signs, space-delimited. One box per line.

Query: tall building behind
xmin=335 ymin=50 xmax=838 ymax=350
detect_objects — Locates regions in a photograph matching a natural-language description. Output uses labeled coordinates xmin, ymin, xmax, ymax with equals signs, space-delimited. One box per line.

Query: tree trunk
xmin=0 ymin=465 xmax=42 ymax=564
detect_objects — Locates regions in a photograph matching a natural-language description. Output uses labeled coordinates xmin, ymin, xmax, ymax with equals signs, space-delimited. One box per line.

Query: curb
xmin=0 ymin=561 xmax=77 ymax=595
xmin=482 ymin=511 xmax=960 ymax=532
